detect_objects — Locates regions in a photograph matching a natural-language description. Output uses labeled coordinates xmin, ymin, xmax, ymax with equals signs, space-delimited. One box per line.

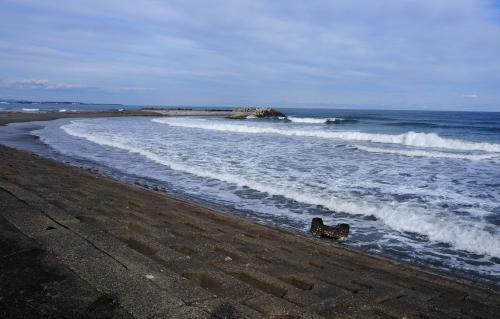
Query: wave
xmin=22 ymin=108 xmax=39 ymax=112
xmin=355 ymin=145 xmax=498 ymax=161
xmin=386 ymin=122 xmax=500 ymax=133
xmin=384 ymin=122 xmax=442 ymax=128
xmin=245 ymin=114 xmax=288 ymax=120
xmin=59 ymin=121 xmax=500 ymax=258
xmin=287 ymin=116 xmax=343 ymax=124
xmin=480 ymin=127 xmax=500 ymax=133
xmin=152 ymin=118 xmax=500 ymax=152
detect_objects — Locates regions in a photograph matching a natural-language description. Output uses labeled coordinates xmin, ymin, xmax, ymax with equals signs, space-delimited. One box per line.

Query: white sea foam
xmin=61 ymin=121 xmax=500 ymax=258
xmin=355 ymin=145 xmax=498 ymax=161
xmin=22 ymin=108 xmax=39 ymax=112
xmin=59 ymin=109 xmax=67 ymax=112
xmin=287 ymin=116 xmax=341 ymax=124
xmin=153 ymin=118 xmax=500 ymax=153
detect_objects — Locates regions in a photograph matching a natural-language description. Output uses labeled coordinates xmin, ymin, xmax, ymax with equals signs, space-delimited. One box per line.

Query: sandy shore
xmin=0 ymin=108 xmax=255 ymax=126
xmin=0 ymin=110 xmax=155 ymax=126
xmin=1 ymin=112 xmax=499 ymax=318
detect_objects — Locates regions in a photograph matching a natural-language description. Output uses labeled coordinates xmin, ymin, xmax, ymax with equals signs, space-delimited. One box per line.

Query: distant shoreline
xmin=0 ymin=108 xmax=252 ymax=126
xmin=0 ymin=107 xmax=288 ymax=126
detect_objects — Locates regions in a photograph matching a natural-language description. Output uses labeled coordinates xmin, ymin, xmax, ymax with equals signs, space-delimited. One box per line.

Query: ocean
xmin=0 ymin=101 xmax=134 ymax=113
xmin=1 ymin=108 xmax=499 ymax=286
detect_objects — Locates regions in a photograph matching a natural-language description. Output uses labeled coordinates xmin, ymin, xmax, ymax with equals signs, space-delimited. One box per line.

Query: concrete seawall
xmin=1 ymin=144 xmax=499 ymax=318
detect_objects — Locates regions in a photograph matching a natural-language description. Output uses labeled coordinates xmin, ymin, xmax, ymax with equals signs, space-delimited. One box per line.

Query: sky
xmin=1 ymin=0 xmax=500 ymax=111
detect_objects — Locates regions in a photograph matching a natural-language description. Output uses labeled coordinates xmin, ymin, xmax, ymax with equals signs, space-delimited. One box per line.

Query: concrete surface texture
xmin=0 ymin=144 xmax=499 ymax=318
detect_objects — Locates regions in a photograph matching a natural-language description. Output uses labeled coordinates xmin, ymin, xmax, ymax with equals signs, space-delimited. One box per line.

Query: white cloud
xmin=1 ymin=0 xmax=500 ymax=109
xmin=0 ymin=79 xmax=159 ymax=93
xmin=0 ymin=79 xmax=84 ymax=89
xmin=103 ymin=87 xmax=157 ymax=92
xmin=462 ymin=93 xmax=478 ymax=98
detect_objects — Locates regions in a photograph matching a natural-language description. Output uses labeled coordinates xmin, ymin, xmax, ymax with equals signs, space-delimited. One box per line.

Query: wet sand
xmin=0 ymin=112 xmax=499 ymax=318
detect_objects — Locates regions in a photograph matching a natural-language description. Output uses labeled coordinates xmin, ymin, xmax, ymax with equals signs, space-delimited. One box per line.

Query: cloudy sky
xmin=1 ymin=0 xmax=500 ymax=110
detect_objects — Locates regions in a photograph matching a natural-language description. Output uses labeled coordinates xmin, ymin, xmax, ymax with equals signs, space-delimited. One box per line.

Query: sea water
xmin=3 ymin=109 xmax=500 ymax=285
xmin=0 ymin=101 xmax=133 ymax=113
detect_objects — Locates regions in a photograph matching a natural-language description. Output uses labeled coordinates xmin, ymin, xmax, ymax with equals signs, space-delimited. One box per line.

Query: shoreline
xmin=0 ymin=108 xmax=258 ymax=126
xmin=1 ymin=112 xmax=499 ymax=318
xmin=3 ymin=117 xmax=498 ymax=290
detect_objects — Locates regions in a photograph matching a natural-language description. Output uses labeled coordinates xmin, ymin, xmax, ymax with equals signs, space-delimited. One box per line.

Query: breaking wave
xmin=355 ymin=145 xmax=498 ymax=161
xmin=152 ymin=118 xmax=500 ymax=152
xmin=287 ymin=116 xmax=343 ymax=124
xmin=61 ymin=121 xmax=500 ymax=259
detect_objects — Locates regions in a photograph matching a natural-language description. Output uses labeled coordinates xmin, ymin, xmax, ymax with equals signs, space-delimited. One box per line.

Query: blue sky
xmin=1 ymin=0 xmax=500 ymax=111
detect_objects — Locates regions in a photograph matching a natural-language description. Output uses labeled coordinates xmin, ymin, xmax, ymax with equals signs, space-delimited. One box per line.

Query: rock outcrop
xmin=230 ymin=107 xmax=285 ymax=119
xmin=310 ymin=218 xmax=350 ymax=241
xmin=253 ymin=107 xmax=285 ymax=118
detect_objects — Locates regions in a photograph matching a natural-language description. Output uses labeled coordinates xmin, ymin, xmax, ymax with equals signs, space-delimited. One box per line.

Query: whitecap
xmin=355 ymin=145 xmax=498 ymax=161
xmin=287 ymin=116 xmax=341 ymax=124
xmin=152 ymin=118 xmax=500 ymax=153
xmin=61 ymin=120 xmax=500 ymax=259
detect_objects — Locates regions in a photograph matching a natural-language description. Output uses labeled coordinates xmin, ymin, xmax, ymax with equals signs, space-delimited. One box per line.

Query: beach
xmin=0 ymin=112 xmax=499 ymax=318
xmin=0 ymin=108 xmax=258 ymax=126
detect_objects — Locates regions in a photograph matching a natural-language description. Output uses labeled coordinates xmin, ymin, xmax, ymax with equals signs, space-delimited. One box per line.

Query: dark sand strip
xmin=0 ymin=108 xmax=251 ymax=127
xmin=0 ymin=110 xmax=159 ymax=126
xmin=0 ymin=113 xmax=499 ymax=318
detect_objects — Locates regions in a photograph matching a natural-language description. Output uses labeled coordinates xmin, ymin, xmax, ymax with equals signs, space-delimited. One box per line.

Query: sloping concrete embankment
xmin=1 ymin=144 xmax=499 ymax=318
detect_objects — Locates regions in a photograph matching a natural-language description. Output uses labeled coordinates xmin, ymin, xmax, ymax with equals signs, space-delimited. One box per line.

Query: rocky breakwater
xmin=228 ymin=107 xmax=285 ymax=119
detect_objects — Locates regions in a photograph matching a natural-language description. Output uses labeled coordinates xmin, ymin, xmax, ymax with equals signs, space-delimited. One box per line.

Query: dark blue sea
xmin=0 ymin=101 xmax=135 ymax=112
